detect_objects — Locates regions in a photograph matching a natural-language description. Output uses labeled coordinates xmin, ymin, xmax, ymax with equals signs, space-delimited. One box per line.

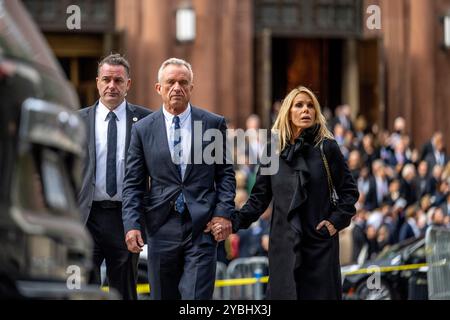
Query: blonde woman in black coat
xmin=215 ymin=86 xmax=359 ymax=299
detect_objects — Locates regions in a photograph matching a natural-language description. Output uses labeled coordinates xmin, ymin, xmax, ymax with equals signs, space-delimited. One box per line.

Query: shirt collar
xmin=98 ymin=99 xmax=127 ymax=122
xmin=162 ymin=103 xmax=191 ymax=125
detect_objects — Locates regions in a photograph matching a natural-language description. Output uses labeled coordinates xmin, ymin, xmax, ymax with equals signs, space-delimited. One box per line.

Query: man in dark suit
xmin=413 ymin=160 xmax=433 ymax=199
xmin=441 ymin=193 xmax=450 ymax=217
xmin=329 ymin=104 xmax=354 ymax=133
xmin=364 ymin=160 xmax=389 ymax=210
xmin=78 ymin=54 xmax=151 ymax=299
xmin=422 ymin=132 xmax=448 ymax=173
xmin=122 ymin=58 xmax=236 ymax=300
xmin=398 ymin=208 xmax=420 ymax=242
xmin=420 ymin=132 xmax=444 ymax=160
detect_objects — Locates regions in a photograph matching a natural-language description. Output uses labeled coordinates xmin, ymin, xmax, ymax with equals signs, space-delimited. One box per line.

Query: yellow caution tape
xmin=101 ymin=263 xmax=435 ymax=295
xmin=104 ymin=262 xmax=433 ymax=295
xmin=102 ymin=284 xmax=151 ymax=294
xmin=215 ymin=276 xmax=269 ymax=288
xmin=137 ymin=283 xmax=150 ymax=294
xmin=342 ymin=263 xmax=428 ymax=276
xmin=103 ymin=276 xmax=269 ymax=295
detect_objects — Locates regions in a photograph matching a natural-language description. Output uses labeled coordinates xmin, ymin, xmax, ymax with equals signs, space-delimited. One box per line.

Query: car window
xmin=12 ymin=146 xmax=78 ymax=216
xmin=406 ymin=239 xmax=426 ymax=263
xmin=40 ymin=149 xmax=73 ymax=211
xmin=375 ymin=238 xmax=424 ymax=260
xmin=375 ymin=243 xmax=403 ymax=260
xmin=0 ymin=0 xmax=62 ymax=77
xmin=12 ymin=151 xmax=47 ymax=212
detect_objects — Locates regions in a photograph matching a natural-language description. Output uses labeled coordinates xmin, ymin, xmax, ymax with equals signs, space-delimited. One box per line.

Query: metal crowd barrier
xmin=213 ymin=261 xmax=228 ymax=300
xmin=103 ymin=257 xmax=270 ymax=299
xmin=213 ymin=256 xmax=269 ymax=300
xmin=426 ymin=226 xmax=450 ymax=300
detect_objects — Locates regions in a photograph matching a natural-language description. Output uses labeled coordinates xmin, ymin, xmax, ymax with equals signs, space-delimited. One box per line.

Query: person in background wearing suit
xmin=422 ymin=132 xmax=448 ymax=174
xmin=441 ymin=193 xmax=450 ymax=217
xmin=329 ymin=104 xmax=354 ymax=134
xmin=364 ymin=160 xmax=389 ymax=211
xmin=398 ymin=207 xmax=421 ymax=242
xmin=122 ymin=57 xmax=236 ymax=300
xmin=78 ymin=54 xmax=151 ymax=299
xmin=420 ymin=132 xmax=447 ymax=162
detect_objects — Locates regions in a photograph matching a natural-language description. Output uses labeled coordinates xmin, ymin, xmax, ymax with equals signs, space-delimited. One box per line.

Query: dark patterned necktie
xmin=106 ymin=111 xmax=117 ymax=197
xmin=173 ymin=115 xmax=185 ymax=213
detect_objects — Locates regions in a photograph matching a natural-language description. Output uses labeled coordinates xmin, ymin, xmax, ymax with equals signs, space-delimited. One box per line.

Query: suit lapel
xmin=87 ymin=102 xmax=97 ymax=176
xmin=155 ymin=108 xmax=182 ymax=181
xmin=125 ymin=102 xmax=135 ymax=159
xmin=183 ymin=106 xmax=204 ymax=180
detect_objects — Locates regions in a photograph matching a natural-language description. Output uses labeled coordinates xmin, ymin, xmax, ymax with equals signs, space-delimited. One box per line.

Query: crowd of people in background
xmin=218 ymin=103 xmax=450 ymax=266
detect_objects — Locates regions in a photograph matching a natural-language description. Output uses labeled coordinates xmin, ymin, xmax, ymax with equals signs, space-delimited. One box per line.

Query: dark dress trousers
xmin=78 ymin=101 xmax=151 ymax=299
xmin=122 ymin=106 xmax=236 ymax=300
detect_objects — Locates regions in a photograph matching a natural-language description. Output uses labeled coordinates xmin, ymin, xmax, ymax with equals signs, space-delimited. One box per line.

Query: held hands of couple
xmin=125 ymin=229 xmax=144 ymax=253
xmin=316 ymin=220 xmax=337 ymax=237
xmin=203 ymin=216 xmax=232 ymax=242
xmin=126 ymin=217 xmax=232 ymax=251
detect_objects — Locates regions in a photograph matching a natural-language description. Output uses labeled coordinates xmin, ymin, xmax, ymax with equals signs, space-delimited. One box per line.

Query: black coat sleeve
xmin=213 ymin=117 xmax=237 ymax=219
xmin=324 ymin=139 xmax=359 ymax=231
xmin=232 ymin=163 xmax=273 ymax=232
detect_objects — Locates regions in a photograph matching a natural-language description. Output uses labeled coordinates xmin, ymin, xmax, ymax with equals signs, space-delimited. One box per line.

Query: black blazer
xmin=122 ymin=106 xmax=236 ymax=239
xmin=420 ymin=141 xmax=434 ymax=162
xmin=425 ymin=151 xmax=448 ymax=170
xmin=77 ymin=101 xmax=151 ymax=224
xmin=399 ymin=222 xmax=416 ymax=242
xmin=364 ymin=176 xmax=390 ymax=211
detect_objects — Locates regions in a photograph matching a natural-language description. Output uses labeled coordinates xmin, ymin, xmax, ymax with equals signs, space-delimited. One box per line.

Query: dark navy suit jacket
xmin=122 ymin=106 xmax=236 ymax=239
xmin=77 ymin=101 xmax=151 ymax=224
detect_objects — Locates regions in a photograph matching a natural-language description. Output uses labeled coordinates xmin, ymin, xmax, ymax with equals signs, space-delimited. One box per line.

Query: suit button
xmin=170 ymin=201 xmax=174 ymax=206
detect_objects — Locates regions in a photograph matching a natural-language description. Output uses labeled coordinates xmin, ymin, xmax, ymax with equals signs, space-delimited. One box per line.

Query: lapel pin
xmin=132 ymin=117 xmax=138 ymax=122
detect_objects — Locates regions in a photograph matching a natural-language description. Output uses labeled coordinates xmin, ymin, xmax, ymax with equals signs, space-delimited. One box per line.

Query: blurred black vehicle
xmin=0 ymin=0 xmax=110 ymax=299
xmin=341 ymin=237 xmax=428 ymax=300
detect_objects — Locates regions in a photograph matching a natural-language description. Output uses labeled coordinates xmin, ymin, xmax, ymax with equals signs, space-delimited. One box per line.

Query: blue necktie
xmin=106 ymin=111 xmax=117 ymax=197
xmin=173 ymin=116 xmax=185 ymax=213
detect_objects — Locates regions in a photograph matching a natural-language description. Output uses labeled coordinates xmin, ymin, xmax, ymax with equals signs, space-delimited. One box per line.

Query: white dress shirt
xmin=434 ymin=150 xmax=445 ymax=166
xmin=375 ymin=176 xmax=388 ymax=205
xmin=162 ymin=104 xmax=192 ymax=180
xmin=94 ymin=100 xmax=127 ymax=201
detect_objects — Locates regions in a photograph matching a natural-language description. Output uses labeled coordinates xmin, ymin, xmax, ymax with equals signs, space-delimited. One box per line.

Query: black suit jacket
xmin=399 ymin=222 xmax=416 ymax=242
xmin=420 ymin=141 xmax=434 ymax=162
xmin=122 ymin=106 xmax=236 ymax=239
xmin=364 ymin=177 xmax=379 ymax=211
xmin=77 ymin=101 xmax=151 ymax=224
xmin=425 ymin=151 xmax=448 ymax=171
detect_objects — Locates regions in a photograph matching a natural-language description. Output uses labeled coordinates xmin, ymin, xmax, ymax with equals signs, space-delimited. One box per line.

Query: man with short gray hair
xmin=122 ymin=57 xmax=235 ymax=300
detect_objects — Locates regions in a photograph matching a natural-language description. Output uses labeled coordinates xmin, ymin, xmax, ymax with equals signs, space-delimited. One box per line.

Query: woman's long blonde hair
xmin=272 ymin=86 xmax=334 ymax=152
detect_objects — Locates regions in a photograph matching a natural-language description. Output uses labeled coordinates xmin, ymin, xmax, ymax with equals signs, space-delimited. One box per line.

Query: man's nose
xmin=107 ymin=80 xmax=117 ymax=88
xmin=173 ymin=82 xmax=182 ymax=91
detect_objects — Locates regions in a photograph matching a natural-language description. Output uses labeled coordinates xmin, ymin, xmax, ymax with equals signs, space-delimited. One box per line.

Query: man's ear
xmin=155 ymin=83 xmax=161 ymax=95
